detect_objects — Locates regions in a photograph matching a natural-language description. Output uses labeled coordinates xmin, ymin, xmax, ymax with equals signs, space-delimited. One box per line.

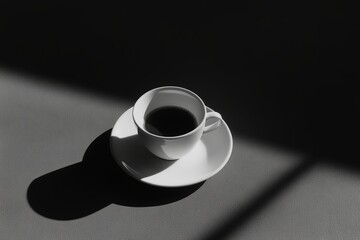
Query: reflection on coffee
xmin=145 ymin=106 xmax=198 ymax=137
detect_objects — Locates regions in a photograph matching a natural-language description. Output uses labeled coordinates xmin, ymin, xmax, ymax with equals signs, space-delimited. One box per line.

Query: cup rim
xmin=132 ymin=86 xmax=207 ymax=139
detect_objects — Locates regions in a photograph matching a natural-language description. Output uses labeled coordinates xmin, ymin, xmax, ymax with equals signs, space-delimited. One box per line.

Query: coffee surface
xmin=145 ymin=106 xmax=197 ymax=137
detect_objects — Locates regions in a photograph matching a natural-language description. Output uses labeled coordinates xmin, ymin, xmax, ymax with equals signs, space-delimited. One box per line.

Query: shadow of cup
xmin=27 ymin=129 xmax=204 ymax=220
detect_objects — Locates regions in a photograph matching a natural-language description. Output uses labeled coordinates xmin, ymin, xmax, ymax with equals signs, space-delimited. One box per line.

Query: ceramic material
xmin=110 ymin=107 xmax=233 ymax=187
xmin=132 ymin=86 xmax=222 ymax=160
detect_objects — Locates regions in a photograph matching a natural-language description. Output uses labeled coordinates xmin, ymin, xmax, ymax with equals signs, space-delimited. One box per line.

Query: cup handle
xmin=203 ymin=111 xmax=222 ymax=133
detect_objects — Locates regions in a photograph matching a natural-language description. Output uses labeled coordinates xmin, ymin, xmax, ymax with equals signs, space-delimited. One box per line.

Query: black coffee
xmin=145 ymin=106 xmax=198 ymax=136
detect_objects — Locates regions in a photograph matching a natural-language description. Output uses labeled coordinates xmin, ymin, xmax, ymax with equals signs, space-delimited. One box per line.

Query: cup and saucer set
xmin=110 ymin=86 xmax=233 ymax=187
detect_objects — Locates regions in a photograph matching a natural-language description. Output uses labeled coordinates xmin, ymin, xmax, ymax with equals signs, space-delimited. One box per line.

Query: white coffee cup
xmin=132 ymin=86 xmax=222 ymax=160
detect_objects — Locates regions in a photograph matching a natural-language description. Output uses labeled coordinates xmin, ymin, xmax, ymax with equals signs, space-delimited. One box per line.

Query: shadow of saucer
xmin=27 ymin=129 xmax=204 ymax=220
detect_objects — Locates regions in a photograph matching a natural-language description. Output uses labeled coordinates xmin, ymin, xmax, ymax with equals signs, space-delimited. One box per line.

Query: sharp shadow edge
xmin=197 ymin=158 xmax=316 ymax=240
xmin=27 ymin=129 xmax=204 ymax=220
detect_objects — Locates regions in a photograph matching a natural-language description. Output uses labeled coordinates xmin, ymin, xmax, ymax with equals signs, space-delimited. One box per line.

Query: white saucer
xmin=110 ymin=107 xmax=233 ymax=187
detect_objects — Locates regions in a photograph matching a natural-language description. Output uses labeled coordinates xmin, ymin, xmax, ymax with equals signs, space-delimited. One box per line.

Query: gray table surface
xmin=1 ymin=69 xmax=360 ymax=240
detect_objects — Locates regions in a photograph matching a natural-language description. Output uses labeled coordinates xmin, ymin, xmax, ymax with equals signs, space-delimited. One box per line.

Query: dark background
xmin=1 ymin=0 xmax=359 ymax=165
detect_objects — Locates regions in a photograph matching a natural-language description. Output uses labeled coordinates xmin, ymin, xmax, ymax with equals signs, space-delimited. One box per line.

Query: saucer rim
xmin=110 ymin=106 xmax=233 ymax=188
